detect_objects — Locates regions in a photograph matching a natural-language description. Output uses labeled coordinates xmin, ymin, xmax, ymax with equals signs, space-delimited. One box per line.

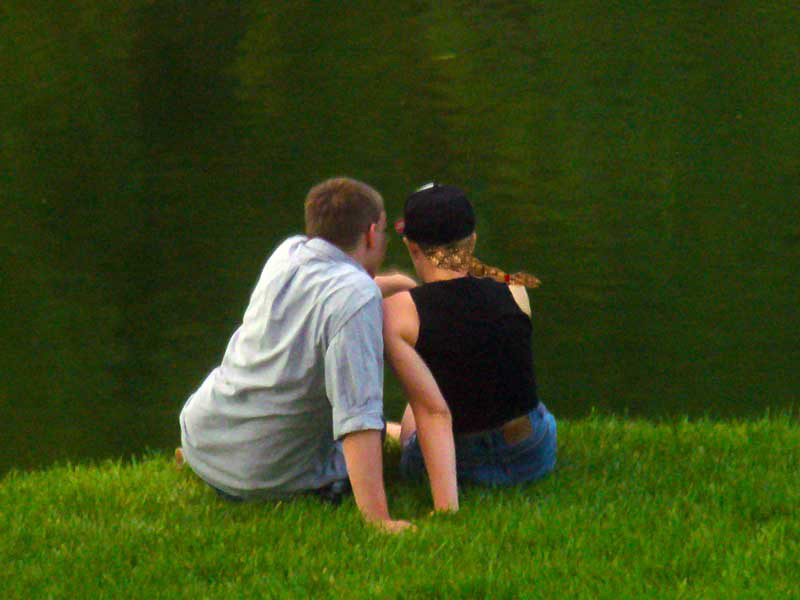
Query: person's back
xmin=409 ymin=276 xmax=538 ymax=434
xmin=178 ymin=177 xmax=413 ymax=533
xmin=180 ymin=235 xmax=383 ymax=498
xmin=383 ymin=183 xmax=557 ymax=511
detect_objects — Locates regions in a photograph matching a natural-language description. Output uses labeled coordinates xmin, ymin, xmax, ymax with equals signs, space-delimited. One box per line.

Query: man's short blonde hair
xmin=304 ymin=177 xmax=384 ymax=251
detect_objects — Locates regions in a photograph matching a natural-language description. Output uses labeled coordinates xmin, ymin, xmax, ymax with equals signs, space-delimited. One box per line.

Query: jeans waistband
xmin=456 ymin=402 xmax=545 ymax=443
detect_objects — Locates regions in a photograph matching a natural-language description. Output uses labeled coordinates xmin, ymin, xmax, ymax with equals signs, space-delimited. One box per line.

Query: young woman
xmin=383 ymin=184 xmax=556 ymax=512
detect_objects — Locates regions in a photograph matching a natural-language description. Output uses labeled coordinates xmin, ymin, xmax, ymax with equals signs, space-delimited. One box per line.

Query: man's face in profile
xmin=364 ymin=211 xmax=387 ymax=277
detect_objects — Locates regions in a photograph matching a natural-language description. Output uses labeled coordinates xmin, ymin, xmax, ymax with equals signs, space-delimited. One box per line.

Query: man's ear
xmin=365 ymin=222 xmax=377 ymax=249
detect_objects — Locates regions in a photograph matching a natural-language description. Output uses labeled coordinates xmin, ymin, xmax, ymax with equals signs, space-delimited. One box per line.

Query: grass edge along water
xmin=2 ymin=415 xmax=799 ymax=599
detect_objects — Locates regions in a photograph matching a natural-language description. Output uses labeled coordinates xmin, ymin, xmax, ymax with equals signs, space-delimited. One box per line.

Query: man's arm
xmin=383 ymin=292 xmax=459 ymax=512
xmin=325 ymin=296 xmax=412 ymax=532
xmin=342 ymin=429 xmax=413 ymax=533
xmin=374 ymin=271 xmax=417 ymax=298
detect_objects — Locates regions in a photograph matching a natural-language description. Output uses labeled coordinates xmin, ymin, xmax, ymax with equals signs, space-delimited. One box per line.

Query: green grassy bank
xmin=2 ymin=417 xmax=799 ymax=599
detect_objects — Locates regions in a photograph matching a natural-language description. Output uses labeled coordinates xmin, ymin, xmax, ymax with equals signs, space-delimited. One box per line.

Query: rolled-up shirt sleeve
xmin=325 ymin=296 xmax=385 ymax=440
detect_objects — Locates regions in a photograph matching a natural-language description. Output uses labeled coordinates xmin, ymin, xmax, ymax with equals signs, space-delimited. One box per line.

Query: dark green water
xmin=2 ymin=2 xmax=798 ymax=473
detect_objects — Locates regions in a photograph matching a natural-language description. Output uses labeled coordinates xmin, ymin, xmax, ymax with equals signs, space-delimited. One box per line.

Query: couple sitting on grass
xmin=177 ymin=177 xmax=556 ymax=533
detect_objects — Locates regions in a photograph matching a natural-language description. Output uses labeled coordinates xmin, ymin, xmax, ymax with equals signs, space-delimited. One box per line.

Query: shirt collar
xmin=304 ymin=236 xmax=367 ymax=273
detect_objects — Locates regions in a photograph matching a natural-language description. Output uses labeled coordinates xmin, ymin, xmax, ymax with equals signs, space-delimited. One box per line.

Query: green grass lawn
xmin=2 ymin=416 xmax=799 ymax=599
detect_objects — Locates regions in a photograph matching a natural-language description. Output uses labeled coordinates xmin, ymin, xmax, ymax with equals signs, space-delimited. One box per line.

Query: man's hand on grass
xmin=343 ymin=430 xmax=416 ymax=533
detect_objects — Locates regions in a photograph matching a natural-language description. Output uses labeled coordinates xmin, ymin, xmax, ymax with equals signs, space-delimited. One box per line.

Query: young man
xmin=179 ymin=177 xmax=413 ymax=532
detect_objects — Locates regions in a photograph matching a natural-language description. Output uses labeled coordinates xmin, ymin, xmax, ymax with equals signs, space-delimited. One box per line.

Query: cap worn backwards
xmin=400 ymin=183 xmax=475 ymax=246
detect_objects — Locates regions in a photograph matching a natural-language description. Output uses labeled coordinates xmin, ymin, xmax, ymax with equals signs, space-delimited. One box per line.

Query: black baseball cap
xmin=395 ymin=183 xmax=475 ymax=245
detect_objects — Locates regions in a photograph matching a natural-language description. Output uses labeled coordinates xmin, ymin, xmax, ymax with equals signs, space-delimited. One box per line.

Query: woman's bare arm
xmin=383 ymin=292 xmax=458 ymax=512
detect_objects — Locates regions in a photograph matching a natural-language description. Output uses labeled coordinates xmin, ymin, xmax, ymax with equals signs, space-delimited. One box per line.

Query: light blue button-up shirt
xmin=180 ymin=236 xmax=384 ymax=498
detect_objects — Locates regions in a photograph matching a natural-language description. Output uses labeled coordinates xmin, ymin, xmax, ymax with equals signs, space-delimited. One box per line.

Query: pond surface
xmin=2 ymin=1 xmax=798 ymax=473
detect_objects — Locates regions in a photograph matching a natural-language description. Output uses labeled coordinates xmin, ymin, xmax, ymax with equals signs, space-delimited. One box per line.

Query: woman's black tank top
xmin=409 ymin=276 xmax=539 ymax=434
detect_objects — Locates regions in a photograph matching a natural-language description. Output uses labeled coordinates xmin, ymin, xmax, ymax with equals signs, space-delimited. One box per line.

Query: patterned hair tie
xmin=421 ymin=234 xmax=541 ymax=288
xmin=468 ymin=258 xmax=541 ymax=289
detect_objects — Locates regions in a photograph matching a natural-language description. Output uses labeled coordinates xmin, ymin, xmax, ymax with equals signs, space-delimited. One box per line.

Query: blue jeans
xmin=211 ymin=479 xmax=352 ymax=505
xmin=400 ymin=403 xmax=557 ymax=486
